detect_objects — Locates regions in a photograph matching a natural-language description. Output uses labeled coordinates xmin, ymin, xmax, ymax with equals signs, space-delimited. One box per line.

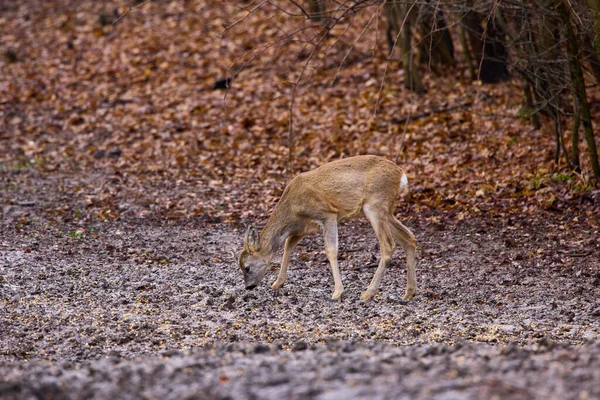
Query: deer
xmin=238 ymin=155 xmax=417 ymax=302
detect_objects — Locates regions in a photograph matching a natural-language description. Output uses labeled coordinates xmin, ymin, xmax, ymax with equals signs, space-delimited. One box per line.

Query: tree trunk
xmin=585 ymin=0 xmax=600 ymax=60
xmin=554 ymin=113 xmax=561 ymax=166
xmin=524 ymin=83 xmax=541 ymax=130
xmin=460 ymin=2 xmax=510 ymax=83
xmin=308 ymin=0 xmax=327 ymax=24
xmin=416 ymin=3 xmax=455 ymax=69
xmin=459 ymin=23 xmax=476 ymax=80
xmin=514 ymin=2 xmax=560 ymax=123
xmin=571 ymin=96 xmax=581 ymax=172
xmin=561 ymin=1 xmax=600 ymax=178
xmin=584 ymin=38 xmax=600 ymax=83
xmin=384 ymin=1 xmax=424 ymax=94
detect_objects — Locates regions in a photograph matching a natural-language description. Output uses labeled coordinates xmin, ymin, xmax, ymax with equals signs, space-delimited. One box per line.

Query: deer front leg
xmin=323 ymin=218 xmax=344 ymax=301
xmin=272 ymin=235 xmax=303 ymax=290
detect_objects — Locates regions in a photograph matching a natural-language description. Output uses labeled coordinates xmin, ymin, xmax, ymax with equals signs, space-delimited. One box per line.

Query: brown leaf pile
xmin=1 ymin=0 xmax=599 ymax=228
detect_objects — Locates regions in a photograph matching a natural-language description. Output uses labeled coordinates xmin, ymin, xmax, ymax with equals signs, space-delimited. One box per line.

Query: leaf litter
xmin=1 ymin=1 xmax=599 ymax=399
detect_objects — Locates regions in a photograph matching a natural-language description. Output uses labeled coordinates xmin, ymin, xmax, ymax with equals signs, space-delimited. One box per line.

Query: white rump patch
xmin=400 ymin=173 xmax=409 ymax=193
xmin=363 ymin=204 xmax=377 ymax=222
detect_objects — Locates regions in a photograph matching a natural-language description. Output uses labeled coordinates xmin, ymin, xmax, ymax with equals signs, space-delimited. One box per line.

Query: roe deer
xmin=238 ymin=155 xmax=417 ymax=301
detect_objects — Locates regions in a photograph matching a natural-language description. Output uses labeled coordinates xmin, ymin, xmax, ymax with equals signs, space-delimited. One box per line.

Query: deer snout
xmin=245 ymin=284 xmax=257 ymax=290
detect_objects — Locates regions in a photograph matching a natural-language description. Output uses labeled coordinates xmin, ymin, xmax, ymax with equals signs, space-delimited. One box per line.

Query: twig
xmin=287 ymin=30 xmax=331 ymax=177
xmin=341 ymin=248 xmax=365 ymax=253
xmin=112 ymin=0 xmax=153 ymax=26
xmin=373 ymin=0 xmax=418 ymax=119
xmin=564 ymin=0 xmax=584 ymax=26
xmin=331 ymin=6 xmax=379 ymax=86
xmin=288 ymin=2 xmax=372 ymax=86
xmin=286 ymin=1 xmax=365 ymax=176
xmin=556 ymin=249 xmax=592 ymax=257
xmin=15 ymin=201 xmax=36 ymax=207
xmin=287 ymin=0 xmax=312 ymax=19
xmin=391 ymin=101 xmax=473 ymax=125
xmin=220 ymin=26 xmax=311 ymax=129
xmin=214 ymin=0 xmax=269 ymax=39
xmin=304 ymin=14 xmax=356 ymax=85
xmin=427 ymin=0 xmax=442 ymax=72
xmin=395 ymin=106 xmax=412 ymax=164
xmin=362 ymin=262 xmax=379 ymax=269
xmin=268 ymin=1 xmax=307 ymax=18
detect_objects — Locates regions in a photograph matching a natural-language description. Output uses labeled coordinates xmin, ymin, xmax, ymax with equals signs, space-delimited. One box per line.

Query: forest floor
xmin=1 ymin=170 xmax=599 ymax=399
xmin=2 ymin=1 xmax=600 ymax=399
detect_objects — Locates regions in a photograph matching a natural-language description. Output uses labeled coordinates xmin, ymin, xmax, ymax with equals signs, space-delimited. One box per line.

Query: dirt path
xmin=2 ymin=341 xmax=599 ymax=400
xmin=1 ymin=176 xmax=599 ymax=398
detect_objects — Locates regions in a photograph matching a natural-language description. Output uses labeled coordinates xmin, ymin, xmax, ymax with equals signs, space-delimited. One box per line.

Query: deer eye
xmin=244 ymin=266 xmax=250 ymax=274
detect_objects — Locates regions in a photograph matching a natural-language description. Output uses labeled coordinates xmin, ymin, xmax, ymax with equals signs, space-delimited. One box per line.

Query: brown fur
xmin=239 ymin=155 xmax=417 ymax=301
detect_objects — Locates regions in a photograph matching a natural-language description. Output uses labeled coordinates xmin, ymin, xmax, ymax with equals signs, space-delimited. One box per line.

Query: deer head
xmin=238 ymin=227 xmax=271 ymax=289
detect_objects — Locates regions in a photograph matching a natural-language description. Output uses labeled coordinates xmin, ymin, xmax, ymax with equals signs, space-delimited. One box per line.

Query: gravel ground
xmin=2 ymin=340 xmax=599 ymax=400
xmin=1 ymin=204 xmax=599 ymax=399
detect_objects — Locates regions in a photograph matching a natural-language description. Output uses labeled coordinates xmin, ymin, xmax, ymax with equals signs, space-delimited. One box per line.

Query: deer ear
xmin=244 ymin=227 xmax=260 ymax=252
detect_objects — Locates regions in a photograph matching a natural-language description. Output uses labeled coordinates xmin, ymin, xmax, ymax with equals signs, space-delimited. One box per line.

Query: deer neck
xmin=259 ymin=207 xmax=290 ymax=257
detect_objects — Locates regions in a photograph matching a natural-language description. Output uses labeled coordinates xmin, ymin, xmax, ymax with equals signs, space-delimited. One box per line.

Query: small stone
xmin=342 ymin=342 xmax=356 ymax=353
xmin=498 ymin=324 xmax=521 ymax=334
xmin=93 ymin=150 xmax=106 ymax=159
xmin=292 ymin=340 xmax=308 ymax=351
xmin=253 ymin=344 xmax=271 ymax=354
xmin=324 ymin=337 xmax=339 ymax=348
xmin=108 ymin=148 xmax=122 ymax=158
xmin=582 ymin=331 xmax=596 ymax=341
xmin=223 ymin=296 xmax=236 ymax=310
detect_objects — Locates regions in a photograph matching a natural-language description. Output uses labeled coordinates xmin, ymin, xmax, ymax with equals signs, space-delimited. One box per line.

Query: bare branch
xmin=331 ymin=4 xmax=381 ymax=86
xmin=373 ymin=0 xmax=419 ymax=118
xmin=217 ymin=0 xmax=269 ymax=36
xmin=112 ymin=0 xmax=153 ymax=26
xmin=287 ymin=0 xmax=312 ymax=19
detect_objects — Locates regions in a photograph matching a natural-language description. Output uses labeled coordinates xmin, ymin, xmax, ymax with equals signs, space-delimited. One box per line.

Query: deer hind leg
xmin=272 ymin=235 xmax=303 ymax=290
xmin=361 ymin=205 xmax=397 ymax=301
xmin=388 ymin=216 xmax=417 ymax=300
xmin=323 ymin=218 xmax=344 ymax=301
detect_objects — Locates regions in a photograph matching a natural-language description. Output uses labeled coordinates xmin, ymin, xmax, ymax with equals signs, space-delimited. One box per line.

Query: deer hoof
xmin=331 ymin=290 xmax=344 ymax=301
xmin=402 ymin=290 xmax=415 ymax=301
xmin=360 ymin=290 xmax=375 ymax=302
xmin=271 ymin=280 xmax=284 ymax=290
